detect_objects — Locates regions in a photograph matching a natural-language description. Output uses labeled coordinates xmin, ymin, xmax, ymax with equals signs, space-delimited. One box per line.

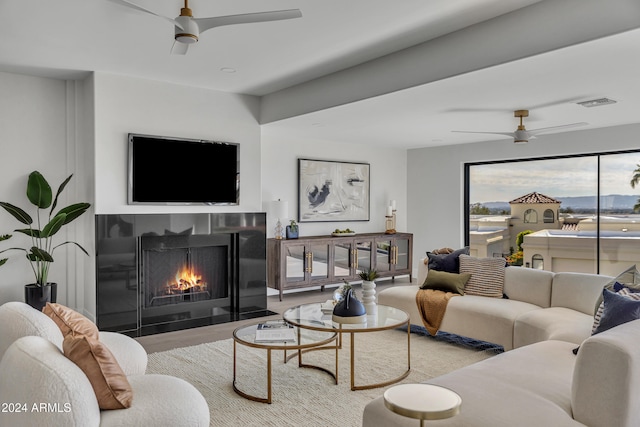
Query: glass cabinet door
xmin=354 ymin=238 xmax=373 ymax=276
xmin=309 ymin=242 xmax=331 ymax=281
xmin=284 ymin=244 xmax=307 ymax=283
xmin=333 ymin=241 xmax=353 ymax=280
xmin=394 ymin=237 xmax=410 ymax=271
xmin=375 ymin=238 xmax=393 ymax=274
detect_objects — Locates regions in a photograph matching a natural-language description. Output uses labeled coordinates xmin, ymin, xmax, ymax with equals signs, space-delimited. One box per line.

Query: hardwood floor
xmin=135 ymin=277 xmax=412 ymax=353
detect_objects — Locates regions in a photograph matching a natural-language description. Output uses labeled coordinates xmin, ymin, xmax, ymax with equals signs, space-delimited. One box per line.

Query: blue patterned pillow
xmin=593 ymin=288 xmax=640 ymax=335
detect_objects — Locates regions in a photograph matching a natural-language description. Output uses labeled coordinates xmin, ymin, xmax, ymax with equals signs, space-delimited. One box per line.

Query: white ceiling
xmin=2 ymin=0 xmax=640 ymax=149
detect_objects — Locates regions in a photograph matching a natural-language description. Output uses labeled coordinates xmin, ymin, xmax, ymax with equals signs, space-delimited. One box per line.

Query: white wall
xmin=93 ymin=72 xmax=262 ymax=214
xmin=408 ymin=123 xmax=640 ymax=270
xmin=0 ymin=71 xmax=72 ymax=304
xmin=260 ymin=131 xmax=407 ymax=239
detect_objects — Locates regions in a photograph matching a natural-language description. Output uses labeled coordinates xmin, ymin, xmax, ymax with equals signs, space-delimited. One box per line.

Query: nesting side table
xmin=383 ymin=383 xmax=462 ymax=426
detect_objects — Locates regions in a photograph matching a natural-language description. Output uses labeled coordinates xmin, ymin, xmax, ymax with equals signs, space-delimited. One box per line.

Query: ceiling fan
xmin=452 ymin=110 xmax=588 ymax=144
xmin=108 ymin=0 xmax=302 ymax=55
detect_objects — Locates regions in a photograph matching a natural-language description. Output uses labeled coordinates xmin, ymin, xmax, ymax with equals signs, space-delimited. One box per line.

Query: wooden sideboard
xmin=267 ymin=232 xmax=413 ymax=300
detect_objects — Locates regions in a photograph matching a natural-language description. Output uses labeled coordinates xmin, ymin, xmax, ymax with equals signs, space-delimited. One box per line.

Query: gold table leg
xmin=350 ymin=320 xmax=411 ymax=391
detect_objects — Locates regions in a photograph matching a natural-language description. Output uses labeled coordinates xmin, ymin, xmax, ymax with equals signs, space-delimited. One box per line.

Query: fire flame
xmin=163 ymin=265 xmax=206 ymax=294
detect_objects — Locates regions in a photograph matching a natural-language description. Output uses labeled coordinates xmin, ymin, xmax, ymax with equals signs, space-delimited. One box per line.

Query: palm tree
xmin=631 ymin=163 xmax=640 ymax=212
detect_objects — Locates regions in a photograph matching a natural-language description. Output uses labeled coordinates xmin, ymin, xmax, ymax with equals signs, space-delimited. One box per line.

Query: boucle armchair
xmin=0 ymin=302 xmax=210 ymax=427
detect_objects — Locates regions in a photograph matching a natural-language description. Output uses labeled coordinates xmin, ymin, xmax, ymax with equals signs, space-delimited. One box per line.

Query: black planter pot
xmin=25 ymin=282 xmax=57 ymax=311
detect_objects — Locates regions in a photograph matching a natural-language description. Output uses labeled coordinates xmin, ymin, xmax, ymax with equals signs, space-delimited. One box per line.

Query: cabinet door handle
xmin=305 ymin=252 xmax=313 ymax=273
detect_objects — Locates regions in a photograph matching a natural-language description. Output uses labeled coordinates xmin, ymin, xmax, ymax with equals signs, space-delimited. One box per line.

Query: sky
xmin=469 ymin=151 xmax=640 ymax=203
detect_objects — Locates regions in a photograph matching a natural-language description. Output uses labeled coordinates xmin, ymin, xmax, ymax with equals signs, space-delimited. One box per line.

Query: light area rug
xmin=147 ymin=328 xmax=497 ymax=427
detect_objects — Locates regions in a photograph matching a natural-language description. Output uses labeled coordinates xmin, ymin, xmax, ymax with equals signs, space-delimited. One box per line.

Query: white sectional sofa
xmin=377 ymin=257 xmax=613 ymax=350
xmin=363 ymin=318 xmax=640 ymax=427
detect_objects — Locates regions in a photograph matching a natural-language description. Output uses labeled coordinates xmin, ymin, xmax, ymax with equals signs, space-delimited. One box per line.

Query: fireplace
xmin=96 ymin=213 xmax=270 ymax=336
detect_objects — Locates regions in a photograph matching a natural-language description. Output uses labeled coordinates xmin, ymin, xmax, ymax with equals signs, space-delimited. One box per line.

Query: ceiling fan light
xmin=175 ymin=33 xmax=198 ymax=43
xmin=514 ymin=129 xmax=529 ymax=143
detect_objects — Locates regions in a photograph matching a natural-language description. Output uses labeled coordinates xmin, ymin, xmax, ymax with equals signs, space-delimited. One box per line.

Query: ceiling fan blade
xmin=528 ymin=122 xmax=588 ymax=135
xmin=451 ymin=130 xmax=515 ymax=137
xmin=196 ymin=9 xmax=302 ymax=34
xmin=170 ymin=41 xmax=189 ymax=55
xmin=107 ymin=0 xmax=183 ymax=29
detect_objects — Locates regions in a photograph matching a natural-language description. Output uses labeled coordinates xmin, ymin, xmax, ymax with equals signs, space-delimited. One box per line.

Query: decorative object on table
xmin=254 ymin=320 xmax=296 ymax=343
xmin=359 ymin=268 xmax=379 ymax=315
xmin=332 ymin=281 xmax=366 ymax=324
xmin=270 ymin=199 xmax=288 ymax=240
xmin=332 ymin=228 xmax=356 ymax=236
xmin=298 ymin=158 xmax=370 ymax=222
xmin=0 ymin=171 xmax=91 ymax=311
xmin=286 ymin=219 xmax=299 ymax=239
xmin=385 ymin=199 xmax=397 ymax=234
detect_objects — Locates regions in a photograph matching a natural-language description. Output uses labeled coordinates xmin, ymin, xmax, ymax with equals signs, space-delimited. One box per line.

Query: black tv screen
xmin=128 ymin=134 xmax=239 ymax=205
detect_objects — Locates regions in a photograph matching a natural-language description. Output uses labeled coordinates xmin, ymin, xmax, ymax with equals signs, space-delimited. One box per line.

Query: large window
xmin=465 ymin=150 xmax=640 ymax=275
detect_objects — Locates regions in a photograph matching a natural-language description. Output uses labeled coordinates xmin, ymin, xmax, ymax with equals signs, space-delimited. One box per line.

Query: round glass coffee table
xmin=283 ymin=303 xmax=410 ymax=390
xmin=232 ymin=322 xmax=338 ymax=404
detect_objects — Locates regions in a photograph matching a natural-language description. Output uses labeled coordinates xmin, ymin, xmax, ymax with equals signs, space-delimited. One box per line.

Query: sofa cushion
xmin=551 ymin=272 xmax=612 ymax=315
xmin=441 ymin=296 xmax=540 ymax=350
xmin=514 ymin=307 xmax=594 ymax=348
xmin=503 ymin=266 xmax=553 ymax=307
xmin=43 ymin=302 xmax=99 ymax=339
xmin=459 ymin=255 xmax=505 ymax=298
xmin=63 ymin=334 xmax=133 ymax=410
xmin=426 ymin=247 xmax=469 ymax=273
xmin=421 ymin=269 xmax=470 ymax=294
xmin=593 ymin=289 xmax=640 ymax=335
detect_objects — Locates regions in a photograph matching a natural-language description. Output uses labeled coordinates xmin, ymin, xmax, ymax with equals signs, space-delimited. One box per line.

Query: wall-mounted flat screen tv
xmin=128 ymin=133 xmax=239 ymax=205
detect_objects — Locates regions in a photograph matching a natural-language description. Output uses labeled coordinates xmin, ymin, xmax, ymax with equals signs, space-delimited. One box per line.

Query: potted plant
xmin=286 ymin=219 xmax=299 ymax=239
xmin=0 ymin=171 xmax=91 ymax=310
xmin=358 ymin=268 xmax=379 ymax=314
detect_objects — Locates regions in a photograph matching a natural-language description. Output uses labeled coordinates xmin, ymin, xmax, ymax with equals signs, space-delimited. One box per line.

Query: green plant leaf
xmin=50 ymin=174 xmax=73 ymax=216
xmin=14 ymin=228 xmax=42 ymax=238
xmin=29 ymin=247 xmax=53 ymax=262
xmin=41 ymin=213 xmax=67 ymax=238
xmin=0 ymin=234 xmax=11 ymax=242
xmin=26 ymin=171 xmax=52 ymax=209
xmin=0 ymin=202 xmax=33 ymax=225
xmin=56 ymin=203 xmax=90 ymax=225
xmin=0 ymin=258 xmax=7 ymax=266
xmin=54 ymin=241 xmax=90 ymax=257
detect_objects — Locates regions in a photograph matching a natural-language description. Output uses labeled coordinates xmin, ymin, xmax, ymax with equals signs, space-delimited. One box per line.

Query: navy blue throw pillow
xmin=426 ymin=247 xmax=469 ymax=273
xmin=593 ymin=288 xmax=640 ymax=335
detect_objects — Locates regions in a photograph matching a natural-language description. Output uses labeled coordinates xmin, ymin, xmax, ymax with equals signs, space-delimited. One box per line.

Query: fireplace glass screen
xmin=143 ymin=246 xmax=228 ymax=308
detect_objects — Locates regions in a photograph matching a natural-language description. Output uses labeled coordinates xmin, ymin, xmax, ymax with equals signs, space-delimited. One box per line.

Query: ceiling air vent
xmin=576 ymin=98 xmax=617 ymax=108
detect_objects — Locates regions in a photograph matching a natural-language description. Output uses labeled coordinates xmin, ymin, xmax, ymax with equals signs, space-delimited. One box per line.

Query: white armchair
xmin=0 ymin=302 xmax=210 ymax=427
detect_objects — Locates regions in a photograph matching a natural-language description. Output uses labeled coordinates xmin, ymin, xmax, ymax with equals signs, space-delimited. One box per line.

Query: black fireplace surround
xmin=96 ymin=213 xmax=270 ymax=336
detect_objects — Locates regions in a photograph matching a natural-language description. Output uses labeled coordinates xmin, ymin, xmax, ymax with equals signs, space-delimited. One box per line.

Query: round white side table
xmin=383 ymin=383 xmax=462 ymax=426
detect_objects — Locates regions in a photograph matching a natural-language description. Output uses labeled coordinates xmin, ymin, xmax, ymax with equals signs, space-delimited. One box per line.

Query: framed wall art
xmin=298 ymin=159 xmax=370 ymax=222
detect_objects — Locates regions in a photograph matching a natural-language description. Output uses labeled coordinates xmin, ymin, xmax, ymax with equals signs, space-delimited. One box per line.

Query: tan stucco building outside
xmin=469 ymin=192 xmax=640 ymax=274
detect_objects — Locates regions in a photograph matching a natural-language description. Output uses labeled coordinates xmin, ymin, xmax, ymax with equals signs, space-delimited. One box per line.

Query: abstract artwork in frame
xmin=298 ymin=159 xmax=370 ymax=222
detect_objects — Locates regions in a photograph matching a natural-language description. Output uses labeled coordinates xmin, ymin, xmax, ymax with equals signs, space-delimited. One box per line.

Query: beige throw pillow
xmin=459 ymin=254 xmax=505 ymax=298
xmin=63 ymin=334 xmax=133 ymax=410
xmin=43 ymin=302 xmax=99 ymax=339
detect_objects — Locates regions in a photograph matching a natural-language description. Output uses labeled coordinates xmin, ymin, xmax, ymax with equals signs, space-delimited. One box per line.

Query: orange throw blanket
xmin=415 ymin=289 xmax=459 ymax=336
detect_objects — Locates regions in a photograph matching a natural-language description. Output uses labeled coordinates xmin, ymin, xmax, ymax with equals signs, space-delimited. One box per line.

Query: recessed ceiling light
xmin=220 ymin=67 xmax=236 ymax=73
xmin=576 ymin=98 xmax=617 ymax=108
